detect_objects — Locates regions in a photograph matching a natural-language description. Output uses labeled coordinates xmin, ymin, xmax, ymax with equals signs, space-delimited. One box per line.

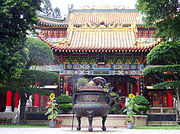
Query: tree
xmin=143 ymin=41 xmax=180 ymax=112
xmin=0 ymin=0 xmax=41 ymax=85
xmin=40 ymin=0 xmax=61 ymax=18
xmin=136 ymin=0 xmax=180 ymax=40
xmin=13 ymin=36 xmax=55 ymax=124
xmin=0 ymin=0 xmax=56 ymax=124
xmin=25 ymin=37 xmax=54 ymax=69
xmin=17 ymin=69 xmax=59 ymax=124
xmin=0 ymin=69 xmax=59 ymax=124
xmin=10 ymin=36 xmax=55 ymax=124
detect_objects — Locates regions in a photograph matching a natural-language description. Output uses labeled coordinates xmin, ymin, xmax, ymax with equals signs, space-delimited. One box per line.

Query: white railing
xmin=147 ymin=107 xmax=176 ymax=114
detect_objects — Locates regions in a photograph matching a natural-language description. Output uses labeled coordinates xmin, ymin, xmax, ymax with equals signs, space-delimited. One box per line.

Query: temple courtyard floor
xmin=0 ymin=127 xmax=180 ymax=134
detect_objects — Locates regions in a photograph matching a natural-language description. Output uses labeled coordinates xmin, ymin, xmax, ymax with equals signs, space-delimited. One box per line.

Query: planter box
xmin=56 ymin=114 xmax=147 ymax=128
xmin=0 ymin=112 xmax=16 ymax=125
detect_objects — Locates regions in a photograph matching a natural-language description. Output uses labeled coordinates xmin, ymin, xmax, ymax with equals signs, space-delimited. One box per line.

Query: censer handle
xmin=107 ymin=87 xmax=113 ymax=106
xmin=70 ymin=87 xmax=76 ymax=105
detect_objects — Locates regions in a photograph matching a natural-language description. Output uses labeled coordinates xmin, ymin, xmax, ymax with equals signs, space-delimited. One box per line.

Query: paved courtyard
xmin=0 ymin=128 xmax=180 ymax=134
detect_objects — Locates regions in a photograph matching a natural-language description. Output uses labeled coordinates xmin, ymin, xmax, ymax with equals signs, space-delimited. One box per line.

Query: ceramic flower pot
xmin=55 ymin=124 xmax=61 ymax=128
xmin=49 ymin=121 xmax=56 ymax=128
xmin=127 ymin=122 xmax=134 ymax=129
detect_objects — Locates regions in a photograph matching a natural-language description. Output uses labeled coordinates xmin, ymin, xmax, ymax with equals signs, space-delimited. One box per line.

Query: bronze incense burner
xmin=72 ymin=77 xmax=112 ymax=132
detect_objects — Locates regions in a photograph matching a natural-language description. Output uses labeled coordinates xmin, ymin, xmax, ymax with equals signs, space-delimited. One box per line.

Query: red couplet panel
xmin=167 ymin=91 xmax=173 ymax=107
xmin=167 ymin=71 xmax=173 ymax=107
xmin=34 ymin=93 xmax=39 ymax=107
xmin=14 ymin=91 xmax=20 ymax=108
xmin=6 ymin=91 xmax=12 ymax=106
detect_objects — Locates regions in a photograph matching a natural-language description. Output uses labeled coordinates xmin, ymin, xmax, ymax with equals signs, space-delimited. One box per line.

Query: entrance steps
xmin=148 ymin=121 xmax=177 ymax=126
xmin=25 ymin=120 xmax=48 ymax=125
xmin=56 ymin=114 xmax=147 ymax=128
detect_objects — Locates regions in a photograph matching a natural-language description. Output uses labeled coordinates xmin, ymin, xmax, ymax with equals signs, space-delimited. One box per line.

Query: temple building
xmin=0 ymin=5 xmax=174 ymax=113
xmin=36 ymin=6 xmax=166 ymax=107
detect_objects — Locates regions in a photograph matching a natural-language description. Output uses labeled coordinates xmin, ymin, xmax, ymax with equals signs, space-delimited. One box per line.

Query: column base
xmin=14 ymin=107 xmax=18 ymax=112
xmin=5 ymin=106 xmax=12 ymax=112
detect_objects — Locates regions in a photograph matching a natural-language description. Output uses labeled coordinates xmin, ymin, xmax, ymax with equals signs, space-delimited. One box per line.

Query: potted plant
xmin=124 ymin=93 xmax=137 ymax=129
xmin=45 ymin=93 xmax=58 ymax=128
xmin=55 ymin=118 xmax=63 ymax=128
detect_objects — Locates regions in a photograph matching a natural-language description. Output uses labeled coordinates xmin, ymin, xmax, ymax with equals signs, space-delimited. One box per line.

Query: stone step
xmin=56 ymin=114 xmax=147 ymax=128
xmin=26 ymin=120 xmax=48 ymax=125
xmin=148 ymin=121 xmax=177 ymax=126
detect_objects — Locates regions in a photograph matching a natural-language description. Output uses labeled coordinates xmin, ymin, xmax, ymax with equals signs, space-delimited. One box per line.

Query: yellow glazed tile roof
xmin=68 ymin=13 xmax=143 ymax=24
xmin=39 ymin=24 xmax=160 ymax=52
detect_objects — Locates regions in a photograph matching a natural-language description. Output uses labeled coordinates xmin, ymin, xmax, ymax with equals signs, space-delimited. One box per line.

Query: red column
xmin=167 ymin=91 xmax=173 ymax=107
xmin=137 ymin=77 xmax=140 ymax=95
xmin=34 ymin=93 xmax=39 ymax=107
xmin=167 ymin=71 xmax=173 ymax=107
xmin=65 ymin=81 xmax=69 ymax=95
xmin=5 ymin=91 xmax=12 ymax=112
xmin=46 ymin=96 xmax=49 ymax=107
xmin=135 ymin=84 xmax=138 ymax=95
xmin=14 ymin=91 xmax=20 ymax=112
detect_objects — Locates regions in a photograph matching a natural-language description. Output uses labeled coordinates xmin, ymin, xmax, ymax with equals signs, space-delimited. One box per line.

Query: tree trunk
xmin=19 ymin=94 xmax=27 ymax=125
xmin=176 ymin=88 xmax=180 ymax=125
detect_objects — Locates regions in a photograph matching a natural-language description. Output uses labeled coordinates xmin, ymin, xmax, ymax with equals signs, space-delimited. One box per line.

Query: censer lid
xmin=79 ymin=85 xmax=104 ymax=92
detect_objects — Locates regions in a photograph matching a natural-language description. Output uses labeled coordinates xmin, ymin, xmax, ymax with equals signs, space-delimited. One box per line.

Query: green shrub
xmin=77 ymin=78 xmax=89 ymax=89
xmin=109 ymin=94 xmax=123 ymax=114
xmin=133 ymin=95 xmax=151 ymax=114
xmin=133 ymin=95 xmax=148 ymax=105
xmin=56 ymin=95 xmax=72 ymax=104
xmin=109 ymin=106 xmax=117 ymax=114
xmin=58 ymin=103 xmax=73 ymax=113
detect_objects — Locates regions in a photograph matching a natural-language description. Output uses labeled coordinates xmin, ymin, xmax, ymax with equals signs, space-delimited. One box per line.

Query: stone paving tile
xmin=0 ymin=128 xmax=180 ymax=134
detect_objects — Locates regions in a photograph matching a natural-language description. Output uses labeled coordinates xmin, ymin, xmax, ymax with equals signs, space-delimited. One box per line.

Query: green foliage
xmin=0 ymin=0 xmax=41 ymax=84
xmin=133 ymin=95 xmax=151 ymax=115
xmin=0 ymin=40 xmax=26 ymax=84
xmin=0 ymin=69 xmax=59 ymax=95
xmin=0 ymin=0 xmax=41 ymax=38
xmin=109 ymin=94 xmax=123 ymax=114
xmin=58 ymin=103 xmax=73 ymax=113
xmin=77 ymin=78 xmax=89 ymax=90
xmin=56 ymin=95 xmax=72 ymax=113
xmin=110 ymin=92 xmax=117 ymax=97
xmin=143 ymin=65 xmax=180 ymax=76
xmin=125 ymin=111 xmax=137 ymax=123
xmin=25 ymin=37 xmax=54 ymax=69
xmin=143 ymin=65 xmax=180 ymax=88
xmin=45 ymin=98 xmax=58 ymax=122
xmin=110 ymin=106 xmax=117 ymax=114
xmin=146 ymin=41 xmax=180 ymax=65
xmin=153 ymin=81 xmax=180 ymax=90
xmin=16 ymin=69 xmax=59 ymax=87
xmin=103 ymin=83 xmax=111 ymax=92
xmin=40 ymin=0 xmax=61 ymax=18
xmin=143 ymin=41 xmax=180 ymax=100
xmin=133 ymin=95 xmax=148 ymax=105
xmin=0 ymin=86 xmax=52 ymax=96
xmin=56 ymin=95 xmax=72 ymax=104
xmin=136 ymin=0 xmax=180 ymax=40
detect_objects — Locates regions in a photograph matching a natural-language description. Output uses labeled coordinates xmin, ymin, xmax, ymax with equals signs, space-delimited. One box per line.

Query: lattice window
xmin=137 ymin=30 xmax=143 ymax=38
xmin=143 ymin=31 xmax=149 ymax=38
xmin=149 ymin=30 xmax=156 ymax=38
